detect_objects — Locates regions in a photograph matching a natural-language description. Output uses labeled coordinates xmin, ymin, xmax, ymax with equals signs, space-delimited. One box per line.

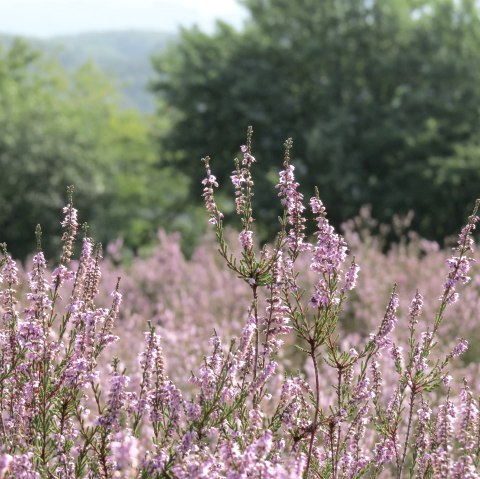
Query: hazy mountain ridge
xmin=0 ymin=30 xmax=175 ymax=112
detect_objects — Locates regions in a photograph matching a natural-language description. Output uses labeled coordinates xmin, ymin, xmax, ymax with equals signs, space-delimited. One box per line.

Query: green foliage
xmin=0 ymin=31 xmax=175 ymax=112
xmin=152 ymin=0 xmax=480 ymax=242
xmin=0 ymin=39 xmax=188 ymax=259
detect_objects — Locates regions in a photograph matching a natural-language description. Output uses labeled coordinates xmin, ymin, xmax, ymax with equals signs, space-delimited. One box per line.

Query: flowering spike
xmin=202 ymin=156 xmax=223 ymax=225
xmin=276 ymin=138 xmax=309 ymax=255
xmin=60 ymin=186 xmax=79 ymax=265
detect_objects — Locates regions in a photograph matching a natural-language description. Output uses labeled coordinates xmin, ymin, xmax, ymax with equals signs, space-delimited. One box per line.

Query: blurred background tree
xmin=152 ymin=0 xmax=480 ymax=242
xmin=0 ymin=39 xmax=189 ymax=258
xmin=2 ymin=0 xmax=480 ymax=259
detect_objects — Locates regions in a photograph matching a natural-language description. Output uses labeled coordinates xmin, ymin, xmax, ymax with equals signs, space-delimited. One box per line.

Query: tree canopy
xmin=152 ymin=0 xmax=480 ymax=241
xmin=0 ymin=40 xmax=188 ymax=259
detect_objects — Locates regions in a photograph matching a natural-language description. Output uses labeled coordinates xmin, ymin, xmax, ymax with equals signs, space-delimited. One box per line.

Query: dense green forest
xmin=0 ymin=39 xmax=193 ymax=258
xmin=1 ymin=0 xmax=480 ymax=259
xmin=153 ymin=0 xmax=480 ymax=243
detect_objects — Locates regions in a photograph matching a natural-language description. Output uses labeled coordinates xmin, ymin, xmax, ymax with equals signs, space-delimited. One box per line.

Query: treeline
xmin=152 ymin=0 xmax=480 ymax=243
xmin=2 ymin=0 xmax=480 ymax=258
xmin=0 ymin=40 xmax=194 ymax=259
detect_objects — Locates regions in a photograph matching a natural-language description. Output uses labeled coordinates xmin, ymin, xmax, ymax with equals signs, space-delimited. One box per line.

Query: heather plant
xmin=0 ymin=130 xmax=479 ymax=478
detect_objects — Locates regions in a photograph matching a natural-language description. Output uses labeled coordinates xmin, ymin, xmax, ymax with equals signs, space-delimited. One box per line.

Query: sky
xmin=0 ymin=0 xmax=249 ymax=37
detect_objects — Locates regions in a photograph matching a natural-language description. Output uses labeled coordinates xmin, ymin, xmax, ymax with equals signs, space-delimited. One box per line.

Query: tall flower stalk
xmin=0 ymin=133 xmax=478 ymax=478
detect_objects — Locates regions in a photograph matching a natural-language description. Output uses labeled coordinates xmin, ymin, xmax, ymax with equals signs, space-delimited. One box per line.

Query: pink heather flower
xmin=262 ymin=256 xmax=292 ymax=357
xmin=409 ymin=291 xmax=424 ymax=327
xmin=7 ymin=452 xmax=39 ymax=479
xmin=371 ymin=292 xmax=399 ymax=348
xmin=60 ymin=202 xmax=79 ymax=264
xmin=390 ymin=343 xmax=403 ymax=372
xmin=142 ymin=450 xmax=170 ymax=476
xmin=309 ymin=281 xmax=331 ymax=309
xmin=231 ymin=169 xmax=247 ymax=215
xmin=310 ymin=197 xmax=324 ymax=215
xmin=280 ymin=377 xmax=311 ymax=404
xmin=84 ymin=309 xmax=109 ymax=354
xmin=80 ymin=236 xmax=93 ymax=261
xmin=446 ymin=256 xmax=476 ymax=286
xmin=415 ymin=403 xmax=432 ymax=475
xmin=458 ymin=381 xmax=478 ymax=451
xmin=136 ymin=330 xmax=164 ymax=414
xmin=69 ymin=238 xmax=94 ymax=304
xmin=445 ymin=291 xmax=459 ymax=305
xmin=28 ymin=251 xmax=48 ymax=289
xmin=418 ymin=406 xmax=431 ymax=423
xmin=202 ymin=157 xmax=223 ymax=225
xmin=230 ymin=170 xmax=245 ymax=189
xmin=239 ymin=229 xmax=254 ymax=250
xmin=457 ymin=212 xmax=479 ymax=254
xmin=98 ymin=288 xmax=122 ymax=348
xmin=79 ymin=246 xmax=103 ymax=307
xmin=1 ymin=254 xmax=19 ymax=286
xmin=351 ymin=377 xmax=371 ymax=404
xmin=342 ymin=259 xmax=360 ymax=293
xmin=240 ymin=144 xmax=256 ymax=165
xmin=441 ymin=208 xmax=479 ymax=305
xmin=339 ymin=451 xmax=354 ymax=477
xmin=139 ymin=331 xmax=161 ymax=388
xmin=450 ymin=338 xmax=468 ymax=358
xmin=51 ymin=265 xmax=75 ymax=288
xmin=451 ymin=457 xmax=477 ymax=477
xmin=24 ymin=252 xmax=51 ymax=323
xmin=61 ymin=203 xmax=78 ymax=229
xmin=290 ymin=454 xmax=307 ymax=478
xmin=185 ymin=400 xmax=201 ymax=421
xmin=63 ymin=356 xmax=94 ymax=387
xmin=18 ymin=318 xmax=43 ymax=359
xmin=148 ymin=379 xmax=183 ymax=429
xmin=230 ymin=142 xmax=256 ymax=219
xmin=373 ymin=438 xmax=396 ymax=466
xmin=190 ymin=338 xmax=227 ymax=400
xmin=54 ymin=453 xmax=75 ymax=478
xmin=442 ymin=375 xmax=452 ymax=386
xmin=386 ymin=386 xmax=402 ymax=424
xmin=411 ymin=331 xmax=432 ymax=373
xmin=250 ymin=361 xmax=278 ymax=393
xmin=110 ymin=429 xmax=140 ymax=477
xmin=249 ymin=408 xmax=264 ymax=430
xmin=98 ymin=373 xmax=131 ymax=430
xmin=431 ymin=399 xmax=456 ymax=476
xmin=238 ymin=317 xmax=256 ymax=363
xmin=0 ymin=454 xmax=12 ymax=479
xmin=309 ymin=195 xmax=348 ymax=308
xmin=276 ymin=162 xmax=309 ymax=253
xmin=0 ymin=253 xmax=19 ymax=328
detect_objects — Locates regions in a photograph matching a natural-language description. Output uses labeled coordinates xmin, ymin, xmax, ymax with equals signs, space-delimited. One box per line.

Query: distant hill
xmin=0 ymin=30 xmax=175 ymax=112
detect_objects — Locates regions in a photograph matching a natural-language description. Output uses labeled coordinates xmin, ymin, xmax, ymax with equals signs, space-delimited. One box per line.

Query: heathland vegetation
xmin=1 ymin=0 xmax=480 ymax=476
xmin=0 ymin=132 xmax=479 ymax=476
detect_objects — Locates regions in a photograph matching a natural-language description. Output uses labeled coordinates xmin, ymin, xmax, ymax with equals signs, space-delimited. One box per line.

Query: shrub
xmin=0 ymin=129 xmax=479 ymax=478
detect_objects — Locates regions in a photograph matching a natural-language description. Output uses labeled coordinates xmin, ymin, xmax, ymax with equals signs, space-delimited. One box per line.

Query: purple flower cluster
xmin=231 ymin=145 xmax=255 ymax=217
xmin=202 ymin=156 xmax=223 ymax=225
xmin=0 ymin=137 xmax=479 ymax=478
xmin=442 ymin=208 xmax=479 ymax=305
xmin=309 ymin=196 xmax=349 ymax=308
xmin=276 ymin=142 xmax=309 ymax=254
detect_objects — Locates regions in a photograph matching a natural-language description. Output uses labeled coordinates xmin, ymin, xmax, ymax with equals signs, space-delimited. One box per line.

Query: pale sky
xmin=0 ymin=0 xmax=249 ymax=37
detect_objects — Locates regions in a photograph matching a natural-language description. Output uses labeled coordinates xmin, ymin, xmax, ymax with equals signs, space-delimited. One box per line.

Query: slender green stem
xmin=398 ymin=386 xmax=416 ymax=478
xmin=305 ymin=344 xmax=320 ymax=478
